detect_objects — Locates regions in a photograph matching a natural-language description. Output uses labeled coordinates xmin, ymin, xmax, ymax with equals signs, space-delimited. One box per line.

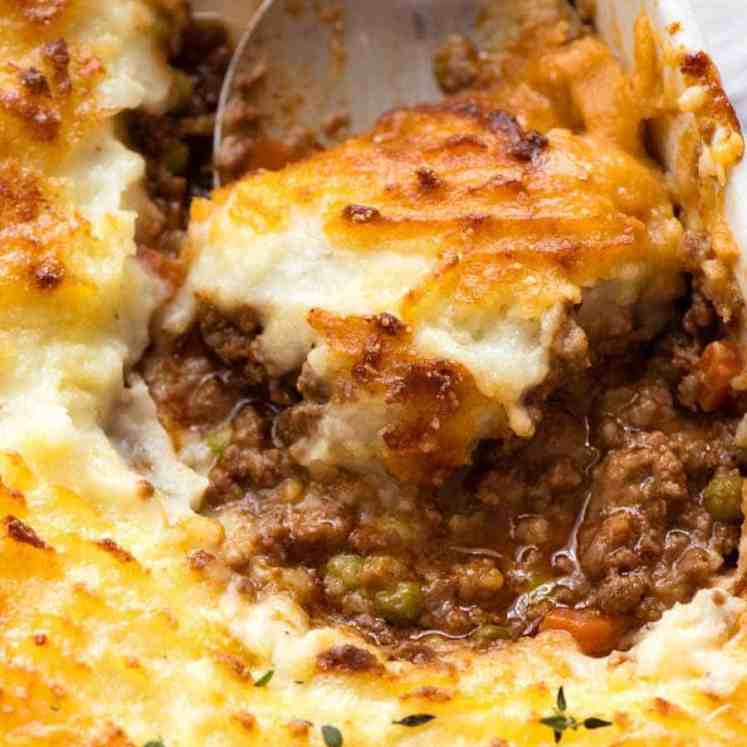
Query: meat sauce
xmin=128 ymin=16 xmax=232 ymax=259
xmin=143 ymin=289 xmax=745 ymax=655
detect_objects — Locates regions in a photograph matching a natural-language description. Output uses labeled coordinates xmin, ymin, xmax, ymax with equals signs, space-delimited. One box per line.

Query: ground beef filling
xmin=129 ymin=17 xmax=231 ymax=263
xmin=143 ymin=294 xmax=745 ymax=655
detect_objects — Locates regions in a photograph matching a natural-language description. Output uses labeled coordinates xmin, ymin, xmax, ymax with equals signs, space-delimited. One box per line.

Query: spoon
xmin=211 ymin=0 xmax=506 ymax=185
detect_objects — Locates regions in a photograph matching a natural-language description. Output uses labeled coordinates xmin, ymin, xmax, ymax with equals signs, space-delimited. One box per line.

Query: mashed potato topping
xmin=0 ymin=0 xmax=174 ymax=506
xmin=167 ymin=32 xmax=685 ymax=482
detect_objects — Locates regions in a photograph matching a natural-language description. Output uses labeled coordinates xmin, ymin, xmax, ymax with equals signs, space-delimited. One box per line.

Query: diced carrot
xmin=540 ymin=607 xmax=623 ymax=656
xmin=698 ymin=341 xmax=741 ymax=411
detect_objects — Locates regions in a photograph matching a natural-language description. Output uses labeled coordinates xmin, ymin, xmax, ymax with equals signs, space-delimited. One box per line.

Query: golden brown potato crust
xmin=191 ymin=80 xmax=682 ymax=480
xmin=2 ymin=2 xmax=747 ymax=747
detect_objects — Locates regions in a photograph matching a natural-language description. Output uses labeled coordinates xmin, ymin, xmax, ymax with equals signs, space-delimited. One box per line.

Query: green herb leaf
xmin=254 ymin=669 xmax=274 ymax=687
xmin=144 ymin=741 xmax=165 ymax=747
xmin=322 ymin=724 xmax=343 ymax=747
xmin=583 ymin=717 xmax=613 ymax=730
xmin=539 ymin=686 xmax=613 ymax=743
xmin=539 ymin=716 xmax=568 ymax=731
xmin=392 ymin=714 xmax=436 ymax=727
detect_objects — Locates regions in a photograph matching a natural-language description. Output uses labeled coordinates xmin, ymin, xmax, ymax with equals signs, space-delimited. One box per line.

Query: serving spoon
xmin=208 ymin=0 xmax=507 ymax=185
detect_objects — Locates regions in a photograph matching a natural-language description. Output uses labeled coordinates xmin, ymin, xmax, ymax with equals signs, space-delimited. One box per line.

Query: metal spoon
xmin=210 ymin=0 xmax=507 ymax=184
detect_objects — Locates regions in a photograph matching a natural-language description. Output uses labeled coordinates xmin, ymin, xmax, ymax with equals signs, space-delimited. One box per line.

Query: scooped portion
xmin=144 ymin=6 xmax=747 ymax=653
xmin=165 ymin=90 xmax=683 ymax=484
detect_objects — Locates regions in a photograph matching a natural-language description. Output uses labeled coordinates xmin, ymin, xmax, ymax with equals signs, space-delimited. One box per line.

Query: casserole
xmin=2 ymin=2 xmax=747 ymax=746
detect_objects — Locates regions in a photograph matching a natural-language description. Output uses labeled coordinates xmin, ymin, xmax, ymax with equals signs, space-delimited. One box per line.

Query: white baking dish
xmin=597 ymin=0 xmax=747 ymax=301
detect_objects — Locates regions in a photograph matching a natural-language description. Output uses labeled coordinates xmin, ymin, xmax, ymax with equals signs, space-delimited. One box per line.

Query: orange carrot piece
xmin=540 ymin=607 xmax=623 ymax=656
xmin=699 ymin=341 xmax=741 ymax=411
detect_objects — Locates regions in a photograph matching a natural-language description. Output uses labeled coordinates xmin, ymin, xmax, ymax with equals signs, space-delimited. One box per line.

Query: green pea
xmin=472 ymin=624 xmax=513 ymax=643
xmin=704 ymin=471 xmax=743 ymax=523
xmin=374 ymin=581 xmax=423 ymax=624
xmin=164 ymin=140 xmax=190 ymax=175
xmin=326 ymin=554 xmax=363 ymax=590
xmin=205 ymin=426 xmax=232 ymax=457
xmin=171 ymin=71 xmax=194 ymax=110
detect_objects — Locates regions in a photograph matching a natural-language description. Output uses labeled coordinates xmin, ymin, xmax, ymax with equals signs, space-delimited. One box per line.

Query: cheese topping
xmin=632 ymin=589 xmax=747 ymax=697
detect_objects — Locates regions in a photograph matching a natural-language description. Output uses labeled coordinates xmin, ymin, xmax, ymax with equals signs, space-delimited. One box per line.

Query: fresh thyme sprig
xmin=539 ymin=687 xmax=612 ymax=743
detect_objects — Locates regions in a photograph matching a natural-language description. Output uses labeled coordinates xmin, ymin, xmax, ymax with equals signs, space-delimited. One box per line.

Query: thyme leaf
xmin=539 ymin=716 xmax=568 ymax=731
xmin=253 ymin=669 xmax=274 ymax=687
xmin=322 ymin=724 xmax=343 ymax=747
xmin=584 ymin=717 xmax=613 ymax=729
xmin=392 ymin=714 xmax=436 ymax=727
xmin=538 ymin=687 xmax=612 ymax=743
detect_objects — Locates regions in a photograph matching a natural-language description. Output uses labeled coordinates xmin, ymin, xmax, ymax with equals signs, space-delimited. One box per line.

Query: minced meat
xmin=128 ymin=16 xmax=232 ymax=258
xmin=142 ymin=287 xmax=746 ymax=655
